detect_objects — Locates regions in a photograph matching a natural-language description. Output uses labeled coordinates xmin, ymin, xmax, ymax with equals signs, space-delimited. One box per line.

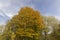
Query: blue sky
xmin=0 ymin=0 xmax=60 ymax=24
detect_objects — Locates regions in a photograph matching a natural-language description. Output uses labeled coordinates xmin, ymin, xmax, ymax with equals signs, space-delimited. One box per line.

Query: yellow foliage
xmin=5 ymin=7 xmax=44 ymax=40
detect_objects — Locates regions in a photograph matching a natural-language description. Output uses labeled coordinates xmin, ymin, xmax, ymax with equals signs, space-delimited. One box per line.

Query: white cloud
xmin=0 ymin=2 xmax=10 ymax=9
xmin=0 ymin=13 xmax=5 ymax=17
xmin=55 ymin=16 xmax=60 ymax=20
xmin=4 ymin=12 xmax=15 ymax=18
xmin=0 ymin=3 xmax=3 ymax=8
xmin=6 ymin=13 xmax=13 ymax=18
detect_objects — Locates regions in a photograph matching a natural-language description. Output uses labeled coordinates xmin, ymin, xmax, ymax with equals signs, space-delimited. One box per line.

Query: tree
xmin=42 ymin=16 xmax=60 ymax=40
xmin=4 ymin=7 xmax=44 ymax=40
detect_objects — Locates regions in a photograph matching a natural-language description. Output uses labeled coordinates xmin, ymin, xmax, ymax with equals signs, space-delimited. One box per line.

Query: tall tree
xmin=5 ymin=7 xmax=44 ymax=40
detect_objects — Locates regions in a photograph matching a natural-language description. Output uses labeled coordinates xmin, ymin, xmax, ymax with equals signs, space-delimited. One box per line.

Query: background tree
xmin=42 ymin=16 xmax=60 ymax=40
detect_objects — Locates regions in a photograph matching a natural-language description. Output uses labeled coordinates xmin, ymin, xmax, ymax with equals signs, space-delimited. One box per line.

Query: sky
xmin=0 ymin=0 xmax=60 ymax=24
